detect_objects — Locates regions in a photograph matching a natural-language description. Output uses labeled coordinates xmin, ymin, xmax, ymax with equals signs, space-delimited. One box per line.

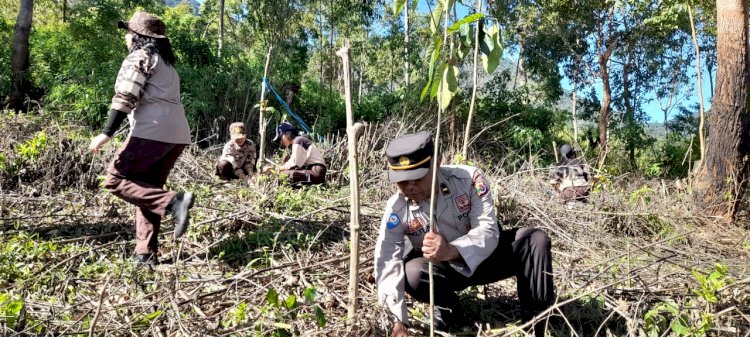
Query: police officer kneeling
xmin=374 ymin=131 xmax=555 ymax=337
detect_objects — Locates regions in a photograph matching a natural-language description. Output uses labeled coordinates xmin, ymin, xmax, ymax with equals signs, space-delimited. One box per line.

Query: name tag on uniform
xmin=406 ymin=217 xmax=427 ymax=236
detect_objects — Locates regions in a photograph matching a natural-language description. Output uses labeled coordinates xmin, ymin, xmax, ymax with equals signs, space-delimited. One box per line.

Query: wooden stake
xmin=552 ymin=140 xmax=559 ymax=163
xmin=257 ymin=47 xmax=273 ymax=173
xmin=336 ymin=42 xmax=362 ymax=327
xmin=461 ymin=0 xmax=482 ymax=158
xmin=427 ymin=3 xmax=451 ymax=336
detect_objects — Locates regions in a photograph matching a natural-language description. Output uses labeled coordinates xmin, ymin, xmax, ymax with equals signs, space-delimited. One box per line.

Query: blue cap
xmin=273 ymin=122 xmax=297 ymax=142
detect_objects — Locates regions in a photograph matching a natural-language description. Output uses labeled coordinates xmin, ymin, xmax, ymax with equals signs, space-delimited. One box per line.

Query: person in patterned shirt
xmin=88 ymin=11 xmax=194 ymax=266
xmin=216 ymin=122 xmax=257 ymax=182
xmin=375 ymin=131 xmax=554 ymax=337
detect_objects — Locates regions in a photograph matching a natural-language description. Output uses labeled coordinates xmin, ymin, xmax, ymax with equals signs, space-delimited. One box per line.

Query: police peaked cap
xmin=385 ymin=131 xmax=434 ymax=183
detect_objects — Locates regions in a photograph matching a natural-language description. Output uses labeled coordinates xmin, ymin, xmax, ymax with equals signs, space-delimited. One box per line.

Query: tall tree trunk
xmin=358 ymin=31 xmax=367 ymax=104
xmin=706 ymin=52 xmax=715 ymax=96
xmin=62 ymin=0 xmax=66 ymax=23
xmin=688 ymin=4 xmax=707 ymax=162
xmin=218 ymin=0 xmax=224 ymax=60
xmin=622 ymin=41 xmax=636 ymax=169
xmin=328 ymin=0 xmax=334 ymax=110
xmin=693 ymin=0 xmax=750 ymax=220
xmin=403 ymin=0 xmax=410 ymax=87
xmin=572 ymin=82 xmax=579 ymax=146
xmin=318 ymin=0 xmax=323 ymax=118
xmin=596 ymin=49 xmax=613 ymax=169
xmin=5 ymin=0 xmax=34 ymax=111
xmin=513 ymin=42 xmax=523 ymax=90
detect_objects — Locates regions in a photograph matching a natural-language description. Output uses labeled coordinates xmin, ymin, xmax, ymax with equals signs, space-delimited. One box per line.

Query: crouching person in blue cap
xmin=272 ymin=122 xmax=327 ymax=185
xmin=374 ymin=131 xmax=555 ymax=337
xmin=549 ymin=144 xmax=592 ymax=203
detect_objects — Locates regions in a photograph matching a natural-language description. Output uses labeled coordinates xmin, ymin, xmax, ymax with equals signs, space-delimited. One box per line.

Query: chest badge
xmin=454 ymin=193 xmax=471 ymax=213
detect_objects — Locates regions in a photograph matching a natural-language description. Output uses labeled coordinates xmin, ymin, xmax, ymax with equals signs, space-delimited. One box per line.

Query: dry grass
xmin=0 ymin=114 xmax=748 ymax=336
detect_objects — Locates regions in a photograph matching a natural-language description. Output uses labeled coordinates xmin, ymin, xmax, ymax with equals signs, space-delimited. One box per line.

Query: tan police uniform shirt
xmin=374 ymin=165 xmax=499 ymax=324
xmin=220 ymin=140 xmax=256 ymax=176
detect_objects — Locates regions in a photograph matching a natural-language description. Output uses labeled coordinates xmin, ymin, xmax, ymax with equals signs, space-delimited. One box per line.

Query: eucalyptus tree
xmin=489 ymin=0 xmax=629 ymax=167
xmin=217 ymin=0 xmax=223 ymax=59
xmin=610 ymin=1 xmax=697 ymax=169
xmin=491 ymin=1 xmax=653 ymax=167
xmin=490 ymin=0 xmax=707 ymax=169
xmin=693 ymin=0 xmax=750 ymax=221
xmin=4 ymin=0 xmax=33 ymax=111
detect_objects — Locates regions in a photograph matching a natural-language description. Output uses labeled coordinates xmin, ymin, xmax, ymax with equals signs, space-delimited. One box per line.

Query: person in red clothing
xmin=88 ymin=11 xmax=194 ymax=266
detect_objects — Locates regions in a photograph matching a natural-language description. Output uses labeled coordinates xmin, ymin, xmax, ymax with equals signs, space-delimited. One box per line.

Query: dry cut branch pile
xmin=0 ymin=115 xmax=748 ymax=336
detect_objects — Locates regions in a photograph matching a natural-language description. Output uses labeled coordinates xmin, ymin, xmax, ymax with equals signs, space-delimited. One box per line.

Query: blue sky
xmin=414 ymin=1 xmax=714 ymax=123
xmin=192 ymin=0 xmax=713 ymax=122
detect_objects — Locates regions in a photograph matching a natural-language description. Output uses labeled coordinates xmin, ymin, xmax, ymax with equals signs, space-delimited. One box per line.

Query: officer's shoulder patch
xmin=472 ymin=171 xmax=490 ymax=198
xmin=386 ymin=213 xmax=401 ymax=229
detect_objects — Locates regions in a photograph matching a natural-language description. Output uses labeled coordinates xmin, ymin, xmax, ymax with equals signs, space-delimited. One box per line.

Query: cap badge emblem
xmin=399 ymin=156 xmax=410 ymax=166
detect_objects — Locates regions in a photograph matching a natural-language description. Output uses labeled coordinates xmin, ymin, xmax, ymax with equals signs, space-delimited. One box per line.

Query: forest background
xmin=0 ymin=0 xmax=716 ymax=177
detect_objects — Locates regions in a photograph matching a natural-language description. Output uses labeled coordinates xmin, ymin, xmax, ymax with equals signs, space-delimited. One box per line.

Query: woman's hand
xmin=89 ymin=134 xmax=111 ymax=153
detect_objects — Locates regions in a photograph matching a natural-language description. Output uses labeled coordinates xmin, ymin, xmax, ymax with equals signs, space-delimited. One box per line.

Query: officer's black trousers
xmin=403 ymin=227 xmax=554 ymax=321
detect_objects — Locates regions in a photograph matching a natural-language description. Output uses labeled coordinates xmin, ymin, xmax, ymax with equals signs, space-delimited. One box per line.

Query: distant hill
xmin=165 ymin=0 xmax=200 ymax=14
xmin=644 ymin=122 xmax=667 ymax=140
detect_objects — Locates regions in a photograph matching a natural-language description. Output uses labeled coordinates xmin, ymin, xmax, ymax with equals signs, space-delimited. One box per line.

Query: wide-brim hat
xmin=386 ymin=131 xmax=434 ymax=183
xmin=118 ymin=11 xmax=166 ymax=39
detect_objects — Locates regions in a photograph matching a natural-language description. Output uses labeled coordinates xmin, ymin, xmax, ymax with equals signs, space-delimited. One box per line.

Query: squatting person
xmin=216 ymin=122 xmax=257 ymax=183
xmin=549 ymin=144 xmax=593 ymax=203
xmin=374 ymin=131 xmax=555 ymax=337
xmin=272 ymin=122 xmax=326 ymax=185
